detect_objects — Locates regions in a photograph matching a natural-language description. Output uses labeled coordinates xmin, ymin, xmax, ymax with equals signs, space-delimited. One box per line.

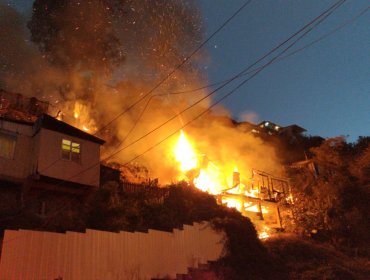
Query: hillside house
xmin=0 ymin=114 xmax=105 ymax=191
xmin=0 ymin=111 xmax=106 ymax=224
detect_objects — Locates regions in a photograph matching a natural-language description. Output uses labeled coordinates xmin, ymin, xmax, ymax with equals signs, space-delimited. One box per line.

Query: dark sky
xmin=5 ymin=0 xmax=370 ymax=141
xmin=199 ymin=0 xmax=370 ymax=142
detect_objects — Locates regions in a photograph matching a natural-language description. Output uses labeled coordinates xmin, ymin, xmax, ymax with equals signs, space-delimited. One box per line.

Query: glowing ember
xmin=171 ymin=130 xmax=290 ymax=239
xmin=245 ymin=188 xmax=260 ymax=198
xmin=258 ymin=226 xmax=271 ymax=239
xmin=244 ymin=202 xmax=260 ymax=213
xmin=174 ymin=130 xmax=198 ymax=172
xmin=221 ymin=197 xmax=242 ymax=212
xmin=56 ymin=112 xmax=63 ymax=121
xmin=194 ymin=163 xmax=223 ymax=194
xmin=74 ymin=102 xmax=82 ymax=119
xmin=69 ymin=101 xmax=97 ymax=133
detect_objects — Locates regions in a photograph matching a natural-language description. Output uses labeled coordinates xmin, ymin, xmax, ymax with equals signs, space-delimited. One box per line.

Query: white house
xmin=0 ymin=114 xmax=105 ymax=190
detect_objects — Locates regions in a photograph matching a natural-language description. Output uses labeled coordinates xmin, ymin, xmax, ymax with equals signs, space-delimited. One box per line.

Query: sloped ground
xmin=264 ymin=234 xmax=370 ymax=280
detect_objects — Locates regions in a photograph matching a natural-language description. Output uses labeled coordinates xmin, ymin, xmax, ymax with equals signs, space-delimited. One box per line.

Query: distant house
xmin=257 ymin=120 xmax=306 ymax=137
xmin=235 ymin=120 xmax=307 ymax=143
xmin=0 ymin=114 xmax=105 ymax=192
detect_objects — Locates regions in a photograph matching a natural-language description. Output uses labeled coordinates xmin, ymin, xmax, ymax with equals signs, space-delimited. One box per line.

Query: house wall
xmin=35 ymin=128 xmax=101 ymax=187
xmin=0 ymin=120 xmax=33 ymax=181
xmin=0 ymin=223 xmax=224 ymax=280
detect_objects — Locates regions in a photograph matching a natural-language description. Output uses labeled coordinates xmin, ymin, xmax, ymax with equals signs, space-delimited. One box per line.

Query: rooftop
xmin=36 ymin=114 xmax=105 ymax=145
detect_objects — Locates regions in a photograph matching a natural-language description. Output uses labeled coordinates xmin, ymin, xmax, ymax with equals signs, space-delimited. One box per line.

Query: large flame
xmin=194 ymin=164 xmax=221 ymax=194
xmin=173 ymin=130 xmax=243 ymax=195
xmin=174 ymin=130 xmax=198 ymax=172
xmin=71 ymin=101 xmax=96 ymax=133
xmin=171 ymin=130 xmax=279 ymax=240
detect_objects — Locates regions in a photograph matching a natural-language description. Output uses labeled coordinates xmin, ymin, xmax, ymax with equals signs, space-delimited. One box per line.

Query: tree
xmin=288 ymin=137 xmax=370 ymax=255
xmin=28 ymin=0 xmax=124 ymax=75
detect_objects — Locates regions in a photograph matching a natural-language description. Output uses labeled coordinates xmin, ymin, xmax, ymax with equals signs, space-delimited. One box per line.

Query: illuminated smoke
xmin=0 ymin=1 xmax=284 ymax=184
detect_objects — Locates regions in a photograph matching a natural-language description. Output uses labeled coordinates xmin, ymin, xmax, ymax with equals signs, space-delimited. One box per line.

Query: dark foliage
xmin=259 ymin=133 xmax=325 ymax=164
xmin=265 ymin=234 xmax=370 ymax=280
xmin=211 ymin=217 xmax=287 ymax=280
xmin=86 ymin=182 xmax=286 ymax=279
xmin=286 ymin=137 xmax=370 ymax=256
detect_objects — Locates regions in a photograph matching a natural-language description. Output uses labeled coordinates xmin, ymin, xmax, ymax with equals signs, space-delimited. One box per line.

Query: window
xmin=61 ymin=139 xmax=81 ymax=162
xmin=0 ymin=132 xmax=16 ymax=159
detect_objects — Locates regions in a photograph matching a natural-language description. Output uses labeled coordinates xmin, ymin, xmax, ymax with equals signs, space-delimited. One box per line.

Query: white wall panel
xmin=0 ymin=223 xmax=224 ymax=280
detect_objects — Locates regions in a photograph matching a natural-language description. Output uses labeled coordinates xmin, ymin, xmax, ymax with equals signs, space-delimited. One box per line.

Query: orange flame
xmin=74 ymin=102 xmax=82 ymax=119
xmin=172 ymin=130 xmax=275 ymax=240
xmin=174 ymin=130 xmax=198 ymax=172
xmin=71 ymin=101 xmax=96 ymax=133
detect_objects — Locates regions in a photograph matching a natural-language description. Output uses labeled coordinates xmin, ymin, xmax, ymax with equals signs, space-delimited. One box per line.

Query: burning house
xmin=0 ymin=91 xmax=105 ymax=219
xmin=171 ymin=129 xmax=293 ymax=237
xmin=0 ymin=91 xmax=105 ymax=190
xmin=0 ymin=90 xmax=293 ymax=237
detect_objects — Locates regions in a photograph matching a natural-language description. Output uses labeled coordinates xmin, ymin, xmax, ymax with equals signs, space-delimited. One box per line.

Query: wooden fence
xmin=0 ymin=222 xmax=224 ymax=280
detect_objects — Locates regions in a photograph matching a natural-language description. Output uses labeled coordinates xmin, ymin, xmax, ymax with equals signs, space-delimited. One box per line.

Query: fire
xmin=70 ymin=101 xmax=96 ymax=133
xmin=194 ymin=163 xmax=224 ymax=194
xmin=171 ymin=130 xmax=285 ymax=240
xmin=245 ymin=188 xmax=260 ymax=198
xmin=74 ymin=102 xmax=82 ymax=119
xmin=221 ymin=197 xmax=242 ymax=212
xmin=173 ymin=130 xmax=235 ymax=194
xmin=174 ymin=130 xmax=198 ymax=172
xmin=258 ymin=227 xmax=271 ymax=239
xmin=172 ymin=130 xmax=236 ymax=194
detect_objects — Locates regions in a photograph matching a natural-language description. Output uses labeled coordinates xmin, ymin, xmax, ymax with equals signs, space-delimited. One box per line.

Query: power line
xmin=111 ymin=0 xmax=358 ymax=146
xmin=37 ymin=0 xmax=348 ymax=189
xmin=149 ymin=2 xmax=370 ymax=99
xmin=23 ymin=0 xmax=365 ymax=183
xmin=9 ymin=0 xmax=254 ymax=192
xmin=109 ymin=0 xmax=347 ymax=167
xmin=0 ymin=0 xmax=347 ymax=242
xmin=0 ymin=0 xmax=344 ymax=227
xmin=45 ymin=0 xmax=345 ymax=190
xmin=156 ymin=2 xmax=370 ymax=98
xmin=94 ymin=0 xmax=254 ymax=136
xmin=102 ymin=0 xmax=346 ymax=159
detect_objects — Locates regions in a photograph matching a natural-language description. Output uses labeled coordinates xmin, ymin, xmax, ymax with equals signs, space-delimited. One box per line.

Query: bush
xmin=287 ymin=137 xmax=370 ymax=255
xmin=264 ymin=234 xmax=370 ymax=280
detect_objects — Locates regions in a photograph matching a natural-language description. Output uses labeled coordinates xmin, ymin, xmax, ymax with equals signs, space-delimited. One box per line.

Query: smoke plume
xmin=0 ymin=1 xmax=284 ymax=184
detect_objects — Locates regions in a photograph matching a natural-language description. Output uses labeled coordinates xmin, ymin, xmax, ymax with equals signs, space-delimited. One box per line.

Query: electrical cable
xmin=0 ymin=0 xmax=348 ymax=242
xmin=31 ymin=0 xmax=346 ymax=230
xmin=0 ymin=0 xmax=344 ymax=227
xmin=112 ymin=0 xmax=347 ymax=167
xmin=93 ymin=0 xmax=254 ymax=136
xmin=159 ymin=3 xmax=370 ymax=98
xmin=34 ymin=0 xmax=345 ymax=197
xmin=11 ymin=0 xmax=254 ymax=188
xmin=101 ymin=0 xmax=346 ymax=160
xmin=110 ymin=0 xmax=358 ymax=147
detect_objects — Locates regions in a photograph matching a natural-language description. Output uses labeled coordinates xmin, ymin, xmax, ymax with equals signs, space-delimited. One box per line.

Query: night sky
xmin=5 ymin=0 xmax=370 ymax=141
xmin=199 ymin=0 xmax=370 ymax=142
